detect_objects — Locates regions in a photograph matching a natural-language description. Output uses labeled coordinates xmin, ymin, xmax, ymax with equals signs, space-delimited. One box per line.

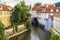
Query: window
xmin=6 ymin=18 xmax=10 ymax=21
xmin=56 ymin=9 xmax=59 ymax=12
xmin=0 ymin=6 xmax=1 ymax=8
xmin=42 ymin=9 xmax=46 ymax=12
xmin=0 ymin=18 xmax=2 ymax=21
xmin=0 ymin=12 xmax=2 ymax=15
xmin=4 ymin=12 xmax=6 ymax=15
xmin=0 ymin=5 xmax=2 ymax=9
xmin=50 ymin=9 xmax=53 ymax=12
xmin=4 ymin=18 xmax=5 ymax=21
xmin=7 ymin=11 xmax=10 ymax=15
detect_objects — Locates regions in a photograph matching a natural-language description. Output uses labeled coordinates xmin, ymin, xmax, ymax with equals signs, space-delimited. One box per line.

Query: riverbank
xmin=49 ymin=29 xmax=60 ymax=40
xmin=8 ymin=29 xmax=28 ymax=39
xmin=4 ymin=24 xmax=27 ymax=37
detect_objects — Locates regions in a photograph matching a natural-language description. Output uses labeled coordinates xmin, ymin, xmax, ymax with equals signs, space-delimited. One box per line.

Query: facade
xmin=0 ymin=4 xmax=12 ymax=27
xmin=32 ymin=4 xmax=59 ymax=25
xmin=53 ymin=13 xmax=60 ymax=34
xmin=32 ymin=4 xmax=60 ymax=34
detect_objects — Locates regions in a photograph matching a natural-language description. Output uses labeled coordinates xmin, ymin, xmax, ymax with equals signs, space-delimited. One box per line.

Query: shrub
xmin=49 ymin=29 xmax=60 ymax=40
xmin=0 ymin=22 xmax=8 ymax=40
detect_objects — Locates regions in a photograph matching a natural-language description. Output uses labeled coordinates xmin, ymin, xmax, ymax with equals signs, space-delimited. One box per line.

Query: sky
xmin=0 ymin=0 xmax=60 ymax=7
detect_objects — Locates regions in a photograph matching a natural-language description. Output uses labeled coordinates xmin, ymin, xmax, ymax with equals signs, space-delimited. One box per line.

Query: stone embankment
xmin=4 ymin=24 xmax=27 ymax=37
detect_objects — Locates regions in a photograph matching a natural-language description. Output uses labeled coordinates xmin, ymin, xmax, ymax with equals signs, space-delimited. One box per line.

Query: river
xmin=9 ymin=26 xmax=51 ymax=40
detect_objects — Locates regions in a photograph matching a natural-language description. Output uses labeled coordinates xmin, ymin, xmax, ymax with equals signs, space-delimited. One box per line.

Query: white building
xmin=32 ymin=5 xmax=56 ymax=25
xmin=53 ymin=13 xmax=60 ymax=35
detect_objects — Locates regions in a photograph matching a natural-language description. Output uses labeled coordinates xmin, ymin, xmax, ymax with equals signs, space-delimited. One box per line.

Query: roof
xmin=0 ymin=4 xmax=13 ymax=11
xmin=32 ymin=4 xmax=60 ymax=13
xmin=33 ymin=5 xmax=46 ymax=11
xmin=46 ymin=5 xmax=56 ymax=9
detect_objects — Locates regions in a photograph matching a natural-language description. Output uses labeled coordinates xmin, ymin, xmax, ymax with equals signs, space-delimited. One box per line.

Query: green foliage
xmin=51 ymin=35 xmax=59 ymax=40
xmin=34 ymin=2 xmax=41 ymax=6
xmin=0 ymin=22 xmax=8 ymax=40
xmin=49 ymin=29 xmax=60 ymax=40
xmin=25 ymin=20 xmax=32 ymax=29
xmin=0 ymin=35 xmax=8 ymax=40
xmin=0 ymin=22 xmax=4 ymax=36
xmin=4 ymin=26 xmax=12 ymax=30
xmin=54 ymin=2 xmax=60 ymax=7
xmin=10 ymin=1 xmax=31 ymax=32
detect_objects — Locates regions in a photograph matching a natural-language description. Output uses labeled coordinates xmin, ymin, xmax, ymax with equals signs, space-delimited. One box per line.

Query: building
xmin=32 ymin=4 xmax=60 ymax=25
xmin=0 ymin=4 xmax=12 ymax=27
xmin=53 ymin=13 xmax=60 ymax=35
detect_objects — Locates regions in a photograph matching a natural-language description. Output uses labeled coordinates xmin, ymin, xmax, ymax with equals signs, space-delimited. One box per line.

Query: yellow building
xmin=0 ymin=4 xmax=12 ymax=27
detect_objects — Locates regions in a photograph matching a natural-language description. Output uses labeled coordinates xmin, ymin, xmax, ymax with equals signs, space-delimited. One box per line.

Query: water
xmin=9 ymin=29 xmax=31 ymax=40
xmin=9 ymin=26 xmax=51 ymax=40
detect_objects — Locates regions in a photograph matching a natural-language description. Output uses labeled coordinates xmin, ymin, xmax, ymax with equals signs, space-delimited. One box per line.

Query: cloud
xmin=1 ymin=0 xmax=60 ymax=7
xmin=1 ymin=0 xmax=20 ymax=7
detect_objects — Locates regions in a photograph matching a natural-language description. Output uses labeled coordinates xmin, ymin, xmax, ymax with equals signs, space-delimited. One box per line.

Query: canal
xmin=9 ymin=26 xmax=51 ymax=40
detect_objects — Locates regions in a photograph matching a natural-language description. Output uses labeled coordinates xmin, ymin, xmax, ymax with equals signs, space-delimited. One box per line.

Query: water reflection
xmin=9 ymin=27 xmax=50 ymax=40
xmin=30 ymin=27 xmax=46 ymax=40
xmin=31 ymin=27 xmax=40 ymax=40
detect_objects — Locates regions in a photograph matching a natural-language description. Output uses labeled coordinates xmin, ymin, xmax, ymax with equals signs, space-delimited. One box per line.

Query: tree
xmin=34 ymin=2 xmax=41 ymax=6
xmin=54 ymin=2 xmax=60 ymax=7
xmin=10 ymin=1 xmax=31 ymax=32
xmin=0 ymin=22 xmax=8 ymax=40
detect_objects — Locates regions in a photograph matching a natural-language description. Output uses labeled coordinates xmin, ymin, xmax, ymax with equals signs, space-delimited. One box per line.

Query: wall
xmin=37 ymin=13 xmax=49 ymax=25
xmin=53 ymin=16 xmax=60 ymax=34
xmin=0 ymin=11 xmax=12 ymax=27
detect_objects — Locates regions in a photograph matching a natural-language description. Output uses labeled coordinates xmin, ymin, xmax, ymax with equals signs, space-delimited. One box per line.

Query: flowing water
xmin=9 ymin=26 xmax=50 ymax=40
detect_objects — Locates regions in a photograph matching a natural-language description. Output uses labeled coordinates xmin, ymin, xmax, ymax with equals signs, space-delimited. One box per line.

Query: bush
xmin=0 ymin=22 xmax=8 ymax=40
xmin=0 ymin=35 xmax=8 ymax=40
xmin=49 ymin=29 xmax=60 ymax=40
xmin=4 ymin=26 xmax=12 ymax=30
xmin=25 ymin=20 xmax=31 ymax=29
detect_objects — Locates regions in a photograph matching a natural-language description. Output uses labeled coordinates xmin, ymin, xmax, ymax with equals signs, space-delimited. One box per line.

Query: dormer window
xmin=56 ymin=9 xmax=59 ymax=12
xmin=0 ymin=5 xmax=2 ymax=10
xmin=50 ymin=9 xmax=53 ymax=12
xmin=0 ymin=6 xmax=1 ymax=8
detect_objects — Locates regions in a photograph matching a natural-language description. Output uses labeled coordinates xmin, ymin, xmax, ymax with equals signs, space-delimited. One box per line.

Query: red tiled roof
xmin=0 ymin=4 xmax=12 ymax=11
xmin=33 ymin=5 xmax=46 ymax=11
xmin=33 ymin=4 xmax=60 ymax=13
xmin=33 ymin=6 xmax=42 ymax=11
xmin=36 ymin=11 xmax=42 ymax=13
xmin=46 ymin=5 xmax=56 ymax=9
